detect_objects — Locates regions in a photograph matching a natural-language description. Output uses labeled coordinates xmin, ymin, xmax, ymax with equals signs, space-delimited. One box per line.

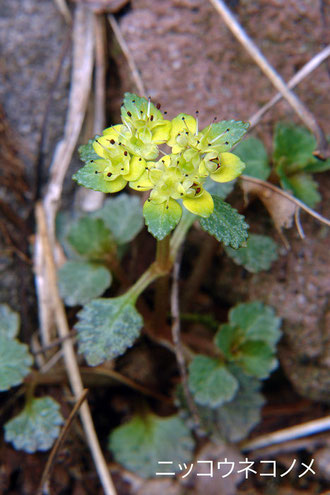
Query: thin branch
xmin=240 ymin=175 xmax=330 ymax=227
xmin=242 ymin=415 xmax=330 ymax=452
xmin=43 ymin=5 xmax=94 ymax=239
xmin=171 ymin=247 xmax=200 ymax=427
xmin=35 ymin=203 xmax=117 ymax=495
xmin=249 ymin=45 xmax=330 ymax=128
xmin=53 ymin=0 xmax=72 ymax=24
xmin=108 ymin=14 xmax=147 ymax=96
xmin=93 ymin=14 xmax=107 ymax=134
xmin=37 ymin=389 xmax=88 ymax=495
xmin=294 ymin=207 xmax=305 ymax=240
xmin=208 ymin=0 xmax=326 ymax=148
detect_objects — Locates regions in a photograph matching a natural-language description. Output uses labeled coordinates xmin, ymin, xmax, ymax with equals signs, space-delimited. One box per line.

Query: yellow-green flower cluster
xmin=90 ymin=93 xmax=248 ymax=218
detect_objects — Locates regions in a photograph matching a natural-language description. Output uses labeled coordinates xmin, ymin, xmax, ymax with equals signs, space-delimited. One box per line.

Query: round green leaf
xmin=92 ymin=194 xmax=144 ymax=244
xmin=76 ymin=295 xmax=143 ymax=366
xmin=229 ymin=301 xmax=281 ymax=347
xmin=225 ymin=234 xmax=278 ymax=273
xmin=4 ymin=397 xmax=63 ymax=453
xmin=0 ymin=304 xmax=20 ymax=339
xmin=235 ymin=137 xmax=270 ymax=180
xmin=0 ymin=336 xmax=33 ymax=391
xmin=199 ymin=196 xmax=249 ymax=248
xmin=109 ymin=413 xmax=194 ymax=478
xmin=58 ymin=261 xmax=112 ymax=306
xmin=67 ymin=217 xmax=114 ymax=259
xmin=143 ymin=198 xmax=182 ymax=240
xmin=188 ymin=355 xmax=238 ymax=407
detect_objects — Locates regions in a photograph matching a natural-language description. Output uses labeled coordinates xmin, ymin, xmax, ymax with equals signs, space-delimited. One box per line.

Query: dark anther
xmin=208 ymin=144 xmax=211 ymax=146
xmin=139 ymin=158 xmax=142 ymax=161
xmin=164 ymin=111 xmax=167 ymax=115
xmin=91 ymin=160 xmax=94 ymax=162
xmin=124 ymin=151 xmax=128 ymax=156
xmin=110 ymin=139 xmax=115 ymax=144
xmin=196 ymin=187 xmax=201 ymax=194
xmin=185 ymin=132 xmax=188 ymax=135
xmin=121 ymin=168 xmax=124 ymax=171
xmin=107 ymin=172 xmax=112 ymax=177
xmin=197 ymin=140 xmax=200 ymax=144
xmin=150 ymin=115 xmax=154 ymax=121
xmin=166 ymin=206 xmax=169 ymax=209
xmin=119 ymin=142 xmax=122 ymax=145
xmin=132 ymin=99 xmax=135 ymax=103
xmin=94 ymin=171 xmax=98 ymax=174
xmin=225 ymin=141 xmax=229 ymax=145
xmin=127 ymin=111 xmax=132 ymax=117
xmin=137 ymin=185 xmax=141 ymax=188
xmin=140 ymin=110 xmax=143 ymax=114
xmin=226 ymin=128 xmax=230 ymax=132
xmin=156 ymin=103 xmax=161 ymax=109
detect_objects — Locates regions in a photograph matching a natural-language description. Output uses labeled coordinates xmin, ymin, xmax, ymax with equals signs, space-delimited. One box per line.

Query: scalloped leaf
xmin=0 ymin=304 xmax=20 ymax=339
xmin=0 ymin=336 xmax=33 ymax=391
xmin=203 ymin=120 xmax=250 ymax=152
xmin=108 ymin=413 xmax=194 ymax=478
xmin=188 ymin=355 xmax=238 ymax=407
xmin=214 ymin=369 xmax=265 ymax=442
xmin=92 ymin=194 xmax=144 ymax=244
xmin=58 ymin=261 xmax=112 ymax=307
xmin=225 ymin=234 xmax=278 ymax=273
xmin=73 ymin=162 xmax=126 ymax=193
xmin=199 ymin=196 xmax=249 ymax=248
xmin=78 ymin=139 xmax=99 ymax=163
xmin=273 ymin=123 xmax=316 ymax=171
xmin=282 ymin=172 xmax=321 ymax=208
xmin=229 ymin=301 xmax=282 ymax=348
xmin=4 ymin=397 xmax=63 ymax=453
xmin=143 ymin=198 xmax=182 ymax=240
xmin=75 ymin=295 xmax=143 ymax=366
xmin=234 ymin=137 xmax=270 ymax=180
xmin=67 ymin=217 xmax=114 ymax=259
xmin=236 ymin=340 xmax=277 ymax=378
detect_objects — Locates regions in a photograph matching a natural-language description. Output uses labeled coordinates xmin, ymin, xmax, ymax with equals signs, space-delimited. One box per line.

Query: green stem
xmin=127 ymin=213 xmax=196 ymax=303
xmin=170 ymin=211 xmax=195 ymax=261
xmin=156 ymin=235 xmax=171 ymax=271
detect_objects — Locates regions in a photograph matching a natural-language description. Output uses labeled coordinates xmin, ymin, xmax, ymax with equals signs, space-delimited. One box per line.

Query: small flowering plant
xmin=74 ymin=93 xmax=248 ymax=239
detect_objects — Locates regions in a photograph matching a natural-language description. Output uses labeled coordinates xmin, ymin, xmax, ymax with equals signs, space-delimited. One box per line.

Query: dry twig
xmin=108 ymin=15 xmax=147 ymax=96
xmin=37 ymin=389 xmax=88 ymax=495
xmin=208 ymin=0 xmax=326 ymax=148
xmin=36 ymin=203 xmax=117 ymax=495
xmin=242 ymin=415 xmax=330 ymax=452
xmin=249 ymin=45 xmax=330 ymax=129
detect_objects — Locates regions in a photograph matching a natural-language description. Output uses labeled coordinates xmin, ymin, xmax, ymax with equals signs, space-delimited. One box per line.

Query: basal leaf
xmin=75 ymin=295 xmax=143 ymax=366
xmin=225 ymin=234 xmax=278 ymax=273
xmin=108 ymin=413 xmax=194 ymax=478
xmin=92 ymin=194 xmax=144 ymax=244
xmin=234 ymin=137 xmax=270 ymax=180
xmin=143 ymin=198 xmax=182 ymax=240
xmin=4 ymin=397 xmax=63 ymax=453
xmin=214 ymin=323 xmax=240 ymax=358
xmin=304 ymin=157 xmax=330 ymax=173
xmin=58 ymin=261 xmax=112 ymax=306
xmin=188 ymin=355 xmax=238 ymax=407
xmin=199 ymin=196 xmax=249 ymax=248
xmin=236 ymin=340 xmax=277 ymax=378
xmin=283 ymin=172 xmax=321 ymax=208
xmin=0 ymin=304 xmax=20 ymax=339
xmin=229 ymin=301 xmax=282 ymax=348
xmin=0 ymin=336 xmax=33 ymax=391
xmin=273 ymin=123 xmax=316 ymax=170
xmin=67 ymin=217 xmax=114 ymax=259
xmin=215 ymin=369 xmax=265 ymax=442
xmin=78 ymin=139 xmax=99 ymax=163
